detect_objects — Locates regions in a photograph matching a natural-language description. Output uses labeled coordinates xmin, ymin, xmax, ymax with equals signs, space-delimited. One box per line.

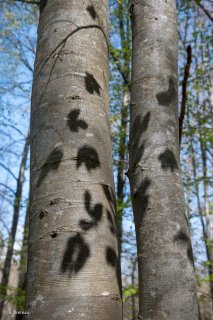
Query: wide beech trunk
xmin=128 ymin=1 xmax=199 ymax=319
xmin=25 ymin=1 xmax=122 ymax=319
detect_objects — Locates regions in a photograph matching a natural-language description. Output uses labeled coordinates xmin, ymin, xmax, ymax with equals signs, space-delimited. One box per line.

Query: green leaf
xmin=122 ymin=285 xmax=138 ymax=302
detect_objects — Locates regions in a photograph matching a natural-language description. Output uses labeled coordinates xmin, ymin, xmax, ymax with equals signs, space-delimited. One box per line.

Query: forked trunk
xmin=25 ymin=1 xmax=122 ymax=319
xmin=128 ymin=1 xmax=198 ymax=319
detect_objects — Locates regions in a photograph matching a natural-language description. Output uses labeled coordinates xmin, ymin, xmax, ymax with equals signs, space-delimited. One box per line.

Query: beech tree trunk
xmin=117 ymin=89 xmax=129 ymax=244
xmin=16 ymin=203 xmax=29 ymax=320
xmin=128 ymin=1 xmax=199 ymax=319
xmin=25 ymin=1 xmax=122 ymax=319
xmin=0 ymin=133 xmax=29 ymax=319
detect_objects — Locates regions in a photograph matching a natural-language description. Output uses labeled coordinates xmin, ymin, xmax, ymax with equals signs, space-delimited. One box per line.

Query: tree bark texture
xmin=25 ymin=1 xmax=122 ymax=319
xmin=0 ymin=132 xmax=30 ymax=319
xmin=128 ymin=1 xmax=199 ymax=319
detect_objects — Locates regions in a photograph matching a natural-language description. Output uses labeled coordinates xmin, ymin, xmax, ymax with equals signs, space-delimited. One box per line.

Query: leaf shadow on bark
xmin=105 ymin=246 xmax=122 ymax=297
xmin=67 ymin=109 xmax=88 ymax=132
xmin=173 ymin=229 xmax=195 ymax=267
xmin=37 ymin=147 xmax=63 ymax=187
xmin=133 ymin=178 xmax=151 ymax=226
xmin=77 ymin=145 xmax=100 ymax=171
xmin=79 ymin=191 xmax=103 ymax=230
xmin=60 ymin=233 xmax=90 ymax=276
xmin=86 ymin=5 xmax=97 ymax=19
xmin=101 ymin=184 xmax=118 ymax=237
xmin=130 ymin=111 xmax=150 ymax=169
xmin=156 ymin=77 xmax=176 ymax=106
xmin=40 ymin=0 xmax=48 ymax=13
xmin=106 ymin=209 xmax=117 ymax=236
xmin=84 ymin=72 xmax=102 ymax=96
xmin=158 ymin=148 xmax=178 ymax=172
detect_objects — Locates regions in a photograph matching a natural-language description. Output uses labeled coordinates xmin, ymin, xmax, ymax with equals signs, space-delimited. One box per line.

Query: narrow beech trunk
xmin=128 ymin=1 xmax=198 ymax=319
xmin=16 ymin=203 xmax=29 ymax=320
xmin=25 ymin=1 xmax=122 ymax=319
xmin=190 ymin=125 xmax=213 ymax=310
xmin=117 ymin=89 xmax=130 ymax=244
xmin=112 ymin=1 xmax=131 ymax=248
xmin=0 ymin=133 xmax=30 ymax=319
xmin=198 ymin=114 xmax=213 ymax=305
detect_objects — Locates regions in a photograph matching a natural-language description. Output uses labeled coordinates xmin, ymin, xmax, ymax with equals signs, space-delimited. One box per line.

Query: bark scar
xmin=39 ymin=209 xmax=48 ymax=219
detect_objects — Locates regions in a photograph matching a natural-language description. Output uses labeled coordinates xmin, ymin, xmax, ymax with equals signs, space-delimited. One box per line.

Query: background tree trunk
xmin=16 ymin=202 xmax=29 ymax=320
xmin=25 ymin=1 xmax=122 ymax=319
xmin=0 ymin=132 xmax=30 ymax=319
xmin=110 ymin=0 xmax=131 ymax=250
xmin=128 ymin=0 xmax=199 ymax=319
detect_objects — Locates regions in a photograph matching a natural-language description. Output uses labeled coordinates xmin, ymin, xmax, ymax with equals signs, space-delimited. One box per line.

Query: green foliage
xmin=123 ymin=285 xmax=138 ymax=303
xmin=0 ymin=284 xmax=25 ymax=310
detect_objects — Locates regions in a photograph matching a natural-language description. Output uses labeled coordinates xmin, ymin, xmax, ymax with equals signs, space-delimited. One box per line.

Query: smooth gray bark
xmin=25 ymin=1 xmax=122 ymax=319
xmin=128 ymin=1 xmax=199 ymax=319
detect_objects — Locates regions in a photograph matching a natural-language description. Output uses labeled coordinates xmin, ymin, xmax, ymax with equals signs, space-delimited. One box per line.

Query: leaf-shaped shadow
xmin=85 ymin=72 xmax=101 ymax=96
xmin=132 ymin=112 xmax=150 ymax=136
xmin=105 ymin=246 xmax=122 ymax=297
xmin=106 ymin=246 xmax=117 ymax=267
xmin=77 ymin=145 xmax=100 ymax=171
xmin=101 ymin=184 xmax=117 ymax=236
xmin=79 ymin=191 xmax=103 ymax=230
xmin=86 ymin=5 xmax=97 ymax=19
xmin=107 ymin=210 xmax=116 ymax=235
xmin=61 ymin=234 xmax=90 ymax=276
xmin=67 ymin=109 xmax=88 ymax=132
xmin=158 ymin=148 xmax=178 ymax=172
xmin=37 ymin=147 xmax=63 ymax=187
xmin=134 ymin=177 xmax=151 ymax=215
xmin=173 ymin=229 xmax=194 ymax=266
xmin=130 ymin=112 xmax=150 ymax=168
xmin=156 ymin=77 xmax=176 ymax=106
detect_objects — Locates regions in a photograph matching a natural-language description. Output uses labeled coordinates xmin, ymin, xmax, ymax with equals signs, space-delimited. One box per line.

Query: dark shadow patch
xmin=187 ymin=246 xmax=194 ymax=266
xmin=106 ymin=246 xmax=117 ymax=267
xmin=77 ymin=145 xmax=100 ymax=171
xmin=37 ymin=147 xmax=63 ymax=187
xmin=133 ymin=143 xmax=145 ymax=170
xmin=61 ymin=234 xmax=90 ymax=276
xmin=39 ymin=209 xmax=48 ymax=220
xmin=132 ymin=112 xmax=150 ymax=136
xmin=102 ymin=184 xmax=117 ymax=210
xmin=106 ymin=246 xmax=122 ymax=297
xmin=101 ymin=185 xmax=118 ymax=236
xmin=156 ymin=77 xmax=176 ymax=106
xmin=174 ymin=229 xmax=194 ymax=266
xmin=107 ymin=210 xmax=116 ymax=235
xmin=158 ymin=148 xmax=178 ymax=172
xmin=134 ymin=178 xmax=151 ymax=214
xmin=40 ymin=0 xmax=48 ymax=12
xmin=79 ymin=191 xmax=103 ymax=230
xmin=67 ymin=109 xmax=88 ymax=132
xmin=130 ymin=112 xmax=150 ymax=168
xmin=85 ymin=72 xmax=101 ymax=96
xmin=86 ymin=5 xmax=97 ymax=19
xmin=50 ymin=231 xmax=58 ymax=238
